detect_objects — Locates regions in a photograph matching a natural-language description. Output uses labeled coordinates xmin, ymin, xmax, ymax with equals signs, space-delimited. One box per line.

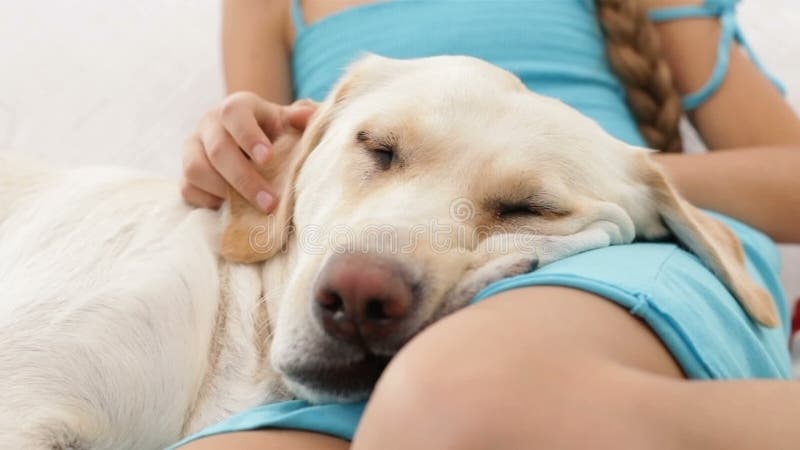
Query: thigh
xmin=356 ymin=285 xmax=800 ymax=450
xmin=401 ymin=285 xmax=684 ymax=378
xmin=471 ymin=239 xmax=791 ymax=379
xmin=353 ymin=286 xmax=685 ymax=449
xmin=177 ymin=429 xmax=348 ymax=450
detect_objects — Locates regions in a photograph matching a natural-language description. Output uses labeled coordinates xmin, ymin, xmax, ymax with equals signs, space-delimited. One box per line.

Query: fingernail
xmin=256 ymin=191 xmax=274 ymax=212
xmin=253 ymin=144 xmax=269 ymax=165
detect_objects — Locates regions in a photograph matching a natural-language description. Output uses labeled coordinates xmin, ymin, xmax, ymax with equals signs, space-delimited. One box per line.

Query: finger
xmin=285 ymin=100 xmax=318 ymax=131
xmin=182 ymin=136 xmax=229 ymax=199
xmin=202 ymin=124 xmax=278 ymax=213
xmin=220 ymin=92 xmax=286 ymax=141
xmin=251 ymin=98 xmax=290 ymax=139
xmin=250 ymin=98 xmax=312 ymax=137
xmin=291 ymin=98 xmax=318 ymax=109
xmin=219 ymin=94 xmax=273 ymax=166
xmin=180 ymin=180 xmax=224 ymax=209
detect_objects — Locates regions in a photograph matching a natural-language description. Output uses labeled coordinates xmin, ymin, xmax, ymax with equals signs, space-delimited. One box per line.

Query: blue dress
xmin=169 ymin=1 xmax=791 ymax=447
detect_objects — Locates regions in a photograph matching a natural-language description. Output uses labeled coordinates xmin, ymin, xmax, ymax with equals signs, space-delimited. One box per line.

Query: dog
xmin=0 ymin=54 xmax=778 ymax=450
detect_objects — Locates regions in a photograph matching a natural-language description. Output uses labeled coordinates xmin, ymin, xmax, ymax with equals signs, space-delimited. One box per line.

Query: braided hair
xmin=596 ymin=0 xmax=684 ymax=152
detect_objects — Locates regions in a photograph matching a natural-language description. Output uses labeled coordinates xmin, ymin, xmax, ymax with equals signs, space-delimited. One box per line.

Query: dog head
xmin=222 ymin=55 xmax=778 ymax=403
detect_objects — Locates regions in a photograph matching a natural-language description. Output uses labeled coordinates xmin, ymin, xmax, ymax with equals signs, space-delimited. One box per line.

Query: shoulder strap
xmin=290 ymin=0 xmax=308 ymax=35
xmin=648 ymin=0 xmax=784 ymax=110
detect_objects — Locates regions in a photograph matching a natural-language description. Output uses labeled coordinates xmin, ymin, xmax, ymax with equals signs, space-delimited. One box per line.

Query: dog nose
xmin=313 ymin=253 xmax=415 ymax=346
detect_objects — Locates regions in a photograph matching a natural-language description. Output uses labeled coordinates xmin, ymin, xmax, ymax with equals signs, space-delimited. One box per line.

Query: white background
xmin=1 ymin=0 xmax=798 ymax=315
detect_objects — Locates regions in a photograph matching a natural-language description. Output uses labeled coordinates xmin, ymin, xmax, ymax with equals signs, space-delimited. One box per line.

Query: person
xmin=176 ymin=0 xmax=800 ymax=449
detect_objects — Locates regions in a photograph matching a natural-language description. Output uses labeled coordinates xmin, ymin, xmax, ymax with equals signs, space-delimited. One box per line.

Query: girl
xmin=177 ymin=1 xmax=800 ymax=448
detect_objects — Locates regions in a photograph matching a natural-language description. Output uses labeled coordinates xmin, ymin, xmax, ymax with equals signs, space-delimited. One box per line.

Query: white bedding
xmin=1 ymin=0 xmax=798 ymax=370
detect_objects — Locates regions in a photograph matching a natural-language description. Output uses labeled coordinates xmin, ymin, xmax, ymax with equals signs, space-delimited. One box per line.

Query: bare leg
xmin=177 ymin=429 xmax=348 ymax=449
xmin=353 ymin=286 xmax=798 ymax=450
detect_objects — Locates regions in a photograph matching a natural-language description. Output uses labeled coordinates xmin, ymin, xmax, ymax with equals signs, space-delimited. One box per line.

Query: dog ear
xmin=221 ymin=129 xmax=305 ymax=263
xmin=637 ymin=154 xmax=779 ymax=327
xmin=221 ymin=54 xmax=398 ymax=263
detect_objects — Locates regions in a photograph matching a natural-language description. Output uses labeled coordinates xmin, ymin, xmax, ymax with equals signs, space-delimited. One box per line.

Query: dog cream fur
xmin=0 ymin=55 xmax=776 ymax=450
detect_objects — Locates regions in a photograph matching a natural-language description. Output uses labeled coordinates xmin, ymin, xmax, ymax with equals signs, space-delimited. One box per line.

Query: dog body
xmin=0 ymin=55 xmax=777 ymax=449
xmin=0 ymin=158 xmax=293 ymax=448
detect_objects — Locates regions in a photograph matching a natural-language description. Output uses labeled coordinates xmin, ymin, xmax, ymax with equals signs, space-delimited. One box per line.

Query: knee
xmin=352 ymin=314 xmax=658 ymax=450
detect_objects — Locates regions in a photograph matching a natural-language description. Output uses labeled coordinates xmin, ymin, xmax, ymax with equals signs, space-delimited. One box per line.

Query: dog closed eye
xmin=369 ymin=146 xmax=395 ymax=170
xmin=491 ymin=197 xmax=571 ymax=221
xmin=356 ymin=130 xmax=399 ymax=171
xmin=495 ymin=202 xmax=541 ymax=219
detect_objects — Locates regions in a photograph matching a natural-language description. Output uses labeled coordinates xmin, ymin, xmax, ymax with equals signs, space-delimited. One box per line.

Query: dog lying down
xmin=0 ymin=55 xmax=778 ymax=449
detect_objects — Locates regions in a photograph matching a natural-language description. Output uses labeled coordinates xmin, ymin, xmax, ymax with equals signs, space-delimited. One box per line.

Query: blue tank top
xmin=291 ymin=0 xmax=647 ymax=146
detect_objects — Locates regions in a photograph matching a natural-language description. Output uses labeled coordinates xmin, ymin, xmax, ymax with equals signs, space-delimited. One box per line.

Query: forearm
xmin=222 ymin=0 xmax=293 ymax=103
xmin=647 ymin=0 xmax=800 ymax=148
xmin=653 ymin=147 xmax=800 ymax=243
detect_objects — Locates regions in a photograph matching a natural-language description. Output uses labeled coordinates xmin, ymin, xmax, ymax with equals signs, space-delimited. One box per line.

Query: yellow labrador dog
xmin=0 ymin=55 xmax=777 ymax=450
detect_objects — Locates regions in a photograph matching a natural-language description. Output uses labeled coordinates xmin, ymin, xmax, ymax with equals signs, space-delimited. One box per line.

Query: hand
xmin=181 ymin=92 xmax=317 ymax=211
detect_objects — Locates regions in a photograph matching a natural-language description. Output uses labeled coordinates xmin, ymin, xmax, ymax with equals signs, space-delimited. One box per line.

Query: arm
xmin=646 ymin=0 xmax=800 ymax=242
xmin=222 ymin=0 xmax=293 ymax=102
xmin=653 ymin=148 xmax=800 ymax=243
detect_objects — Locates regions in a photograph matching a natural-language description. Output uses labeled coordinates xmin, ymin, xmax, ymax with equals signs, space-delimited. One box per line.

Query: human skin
xmin=178 ymin=1 xmax=800 ymax=449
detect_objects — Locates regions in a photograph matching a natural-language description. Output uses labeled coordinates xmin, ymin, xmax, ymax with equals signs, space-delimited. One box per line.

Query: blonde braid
xmin=596 ymin=0 xmax=683 ymax=152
